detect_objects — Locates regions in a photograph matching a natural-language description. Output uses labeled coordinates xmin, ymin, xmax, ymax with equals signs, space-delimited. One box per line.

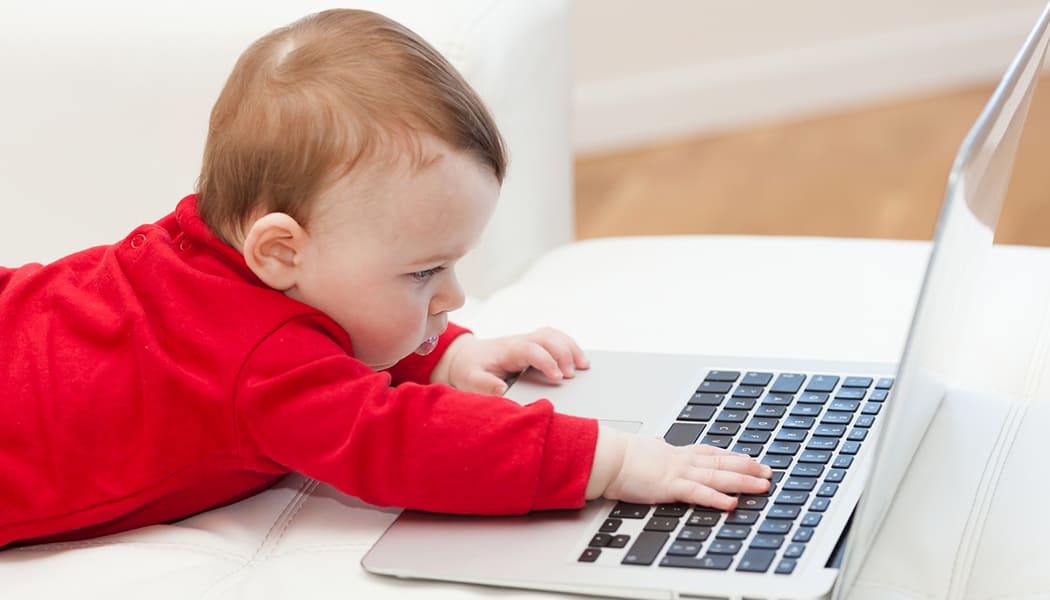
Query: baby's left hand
xmin=433 ymin=328 xmax=591 ymax=395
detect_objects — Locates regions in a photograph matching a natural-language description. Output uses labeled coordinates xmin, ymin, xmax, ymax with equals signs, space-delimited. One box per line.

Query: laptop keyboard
xmin=578 ymin=369 xmax=892 ymax=575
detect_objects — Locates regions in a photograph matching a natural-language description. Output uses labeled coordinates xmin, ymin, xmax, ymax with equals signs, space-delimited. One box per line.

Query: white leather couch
xmin=3 ymin=1 xmax=1049 ymax=599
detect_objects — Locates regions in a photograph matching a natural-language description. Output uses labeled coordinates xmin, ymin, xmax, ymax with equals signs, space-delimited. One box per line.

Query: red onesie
xmin=0 ymin=195 xmax=597 ymax=547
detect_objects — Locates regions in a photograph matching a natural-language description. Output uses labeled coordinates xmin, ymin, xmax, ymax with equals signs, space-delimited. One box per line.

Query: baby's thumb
xmin=467 ymin=371 xmax=509 ymax=396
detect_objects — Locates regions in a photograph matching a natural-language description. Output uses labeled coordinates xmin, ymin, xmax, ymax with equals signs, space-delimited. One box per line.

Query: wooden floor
xmin=575 ymin=77 xmax=1050 ymax=246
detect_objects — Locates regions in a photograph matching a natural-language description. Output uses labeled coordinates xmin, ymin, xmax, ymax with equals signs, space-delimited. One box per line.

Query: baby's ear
xmin=242 ymin=212 xmax=305 ymax=291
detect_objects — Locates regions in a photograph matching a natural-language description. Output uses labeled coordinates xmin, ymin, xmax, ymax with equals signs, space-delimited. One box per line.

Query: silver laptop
xmin=362 ymin=4 xmax=1050 ymax=598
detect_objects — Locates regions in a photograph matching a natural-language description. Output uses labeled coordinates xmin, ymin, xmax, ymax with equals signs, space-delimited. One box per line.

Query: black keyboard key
xmin=609 ymin=534 xmax=630 ymax=548
xmin=664 ymin=422 xmax=705 ymax=446
xmin=821 ymin=412 xmax=853 ymax=425
xmin=716 ymin=410 xmax=749 ymax=423
xmin=862 ymin=402 xmax=882 ymax=415
xmin=784 ymin=416 xmax=815 ymax=429
xmin=689 ymin=393 xmax=725 ymax=406
xmin=709 ymin=423 xmax=740 ymax=436
xmin=745 ymin=417 xmax=779 ymax=431
xmin=825 ymin=469 xmax=847 ymax=483
xmin=832 ymin=455 xmax=854 ymax=469
xmin=736 ymin=548 xmax=776 ymax=573
xmin=716 ymin=525 xmax=751 ymax=540
xmin=610 ymin=502 xmax=650 ymax=519
xmin=805 ymin=375 xmax=839 ymax=393
xmin=792 ymin=527 xmax=815 ymax=543
xmin=771 ymin=470 xmax=786 ymax=483
xmin=644 ymin=517 xmax=680 ymax=532
xmin=705 ymin=370 xmax=740 ymax=382
xmin=749 ymin=535 xmax=784 ymax=550
xmin=666 ymin=541 xmax=702 ymax=556
xmin=809 ymin=497 xmax=832 ymax=512
xmin=815 ymin=424 xmax=847 ymax=437
xmin=767 ymin=505 xmax=801 ymax=520
xmin=790 ymin=404 xmax=822 ymax=417
xmin=775 ymin=491 xmax=810 ymax=505
xmin=775 ymin=558 xmax=798 ymax=574
xmin=801 ymin=513 xmax=823 ymax=527
xmin=817 ymin=483 xmax=839 ymax=497
xmin=855 ymin=415 xmax=876 ymax=428
xmin=707 ymin=540 xmax=742 ymax=555
xmin=798 ymin=392 xmax=829 ymax=404
xmin=725 ymin=510 xmax=760 ymax=525
xmin=739 ymin=430 xmax=771 ymax=444
xmin=843 ymin=376 xmax=873 ymax=388
xmin=775 ymin=428 xmax=808 ymax=443
xmin=829 ymin=400 xmax=861 ymax=412
xmin=756 ymin=405 xmax=786 ymax=418
xmin=654 ymin=503 xmax=689 ymax=518
xmin=726 ymin=397 xmax=757 ymax=410
xmin=731 ymin=442 xmax=764 ymax=457
xmin=700 ymin=435 xmax=733 ymax=449
xmin=758 ymin=520 xmax=792 ymax=535
xmin=737 ymin=496 xmax=768 ymax=510
xmin=741 ymin=372 xmax=773 ymax=386
xmin=688 ymin=510 xmax=721 ymax=527
xmin=784 ymin=543 xmax=806 ymax=558
xmin=677 ymin=405 xmax=716 ymax=422
xmin=676 ymin=526 xmax=711 ymax=541
xmin=660 ymin=554 xmax=732 ymax=570
xmin=869 ymin=389 xmax=889 ymax=401
xmin=732 ymin=385 xmax=765 ymax=399
xmin=876 ymin=377 xmax=895 ymax=389
xmin=761 ymin=455 xmax=792 ymax=469
xmin=622 ymin=531 xmax=669 ymax=566
xmin=847 ymin=428 xmax=869 ymax=441
xmin=768 ymin=441 xmax=800 ymax=455
xmin=783 ymin=477 xmax=816 ymax=491
xmin=841 ymin=441 xmax=862 ymax=455
xmin=799 ymin=450 xmax=832 ymax=464
xmin=599 ymin=518 xmax=622 ymax=533
xmin=589 ymin=533 xmax=612 ymax=547
xmin=770 ymin=373 xmax=805 ymax=394
xmin=579 ymin=548 xmax=601 ymax=562
xmin=762 ymin=393 xmax=795 ymax=406
xmin=806 ymin=437 xmax=839 ymax=451
xmin=698 ymin=381 xmax=732 ymax=394
xmin=834 ymin=389 xmax=867 ymax=401
xmin=790 ymin=464 xmax=824 ymax=478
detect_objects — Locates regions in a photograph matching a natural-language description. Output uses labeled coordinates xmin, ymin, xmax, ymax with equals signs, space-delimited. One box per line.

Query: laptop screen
xmin=835 ymin=3 xmax=1050 ymax=596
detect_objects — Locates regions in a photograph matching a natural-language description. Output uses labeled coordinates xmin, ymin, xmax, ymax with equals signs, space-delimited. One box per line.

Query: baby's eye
xmin=411 ymin=266 xmax=444 ymax=282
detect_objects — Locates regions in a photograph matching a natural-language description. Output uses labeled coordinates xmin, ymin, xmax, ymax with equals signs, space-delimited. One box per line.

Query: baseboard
xmin=573 ymin=8 xmax=1043 ymax=155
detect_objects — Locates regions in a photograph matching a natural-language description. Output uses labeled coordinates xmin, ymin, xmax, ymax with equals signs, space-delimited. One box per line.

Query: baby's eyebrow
xmin=410 ymin=252 xmax=457 ymax=266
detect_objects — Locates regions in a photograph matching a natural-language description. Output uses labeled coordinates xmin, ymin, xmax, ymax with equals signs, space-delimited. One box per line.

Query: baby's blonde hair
xmin=196 ymin=9 xmax=506 ymax=243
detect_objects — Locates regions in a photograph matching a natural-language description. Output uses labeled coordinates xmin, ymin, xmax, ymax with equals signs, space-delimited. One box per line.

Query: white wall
xmin=572 ymin=0 xmax=1049 ymax=153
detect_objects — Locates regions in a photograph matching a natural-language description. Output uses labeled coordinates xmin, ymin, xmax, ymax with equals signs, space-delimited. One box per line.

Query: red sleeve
xmin=236 ymin=317 xmax=598 ymax=514
xmin=0 ymin=264 xmax=42 ymax=294
xmin=383 ymin=322 xmax=471 ymax=385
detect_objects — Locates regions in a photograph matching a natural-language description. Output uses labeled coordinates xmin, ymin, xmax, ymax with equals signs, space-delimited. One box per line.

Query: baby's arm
xmin=586 ymin=426 xmax=771 ymax=511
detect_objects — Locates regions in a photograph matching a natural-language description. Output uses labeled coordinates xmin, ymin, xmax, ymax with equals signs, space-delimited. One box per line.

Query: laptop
xmin=362 ymin=3 xmax=1050 ymax=598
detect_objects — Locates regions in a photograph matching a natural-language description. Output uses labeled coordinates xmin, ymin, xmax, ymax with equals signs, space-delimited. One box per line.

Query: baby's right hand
xmin=585 ymin=426 xmax=773 ymax=512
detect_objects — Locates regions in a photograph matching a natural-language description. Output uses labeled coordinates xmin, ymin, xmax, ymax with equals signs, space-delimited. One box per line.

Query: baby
xmin=0 ymin=9 xmax=770 ymax=547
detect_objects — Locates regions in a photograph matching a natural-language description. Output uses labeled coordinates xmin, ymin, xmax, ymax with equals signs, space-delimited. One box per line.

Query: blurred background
xmin=570 ymin=0 xmax=1050 ymax=246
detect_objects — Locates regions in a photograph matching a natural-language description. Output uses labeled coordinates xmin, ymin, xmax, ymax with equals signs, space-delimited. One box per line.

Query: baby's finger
xmin=509 ymin=342 xmax=564 ymax=381
xmin=463 ymin=370 xmax=511 ymax=396
xmin=669 ymin=478 xmax=738 ymax=511
xmin=528 ymin=328 xmax=590 ymax=376
xmin=686 ymin=466 xmax=771 ymax=495
xmin=690 ymin=447 xmax=772 ymax=478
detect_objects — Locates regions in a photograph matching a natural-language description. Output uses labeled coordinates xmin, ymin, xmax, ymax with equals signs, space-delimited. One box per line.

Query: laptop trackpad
xmin=598 ymin=420 xmax=643 ymax=434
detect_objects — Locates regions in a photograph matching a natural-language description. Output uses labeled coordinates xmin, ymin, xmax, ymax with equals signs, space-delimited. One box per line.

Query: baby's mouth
xmin=414 ymin=335 xmax=439 ymax=356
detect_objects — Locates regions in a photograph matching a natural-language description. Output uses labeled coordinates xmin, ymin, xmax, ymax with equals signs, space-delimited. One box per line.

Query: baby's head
xmin=196 ymin=9 xmax=506 ymax=369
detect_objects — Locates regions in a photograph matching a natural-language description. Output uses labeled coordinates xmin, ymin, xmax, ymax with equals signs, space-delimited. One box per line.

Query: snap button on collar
xmin=130 ymin=233 xmax=146 ymax=248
